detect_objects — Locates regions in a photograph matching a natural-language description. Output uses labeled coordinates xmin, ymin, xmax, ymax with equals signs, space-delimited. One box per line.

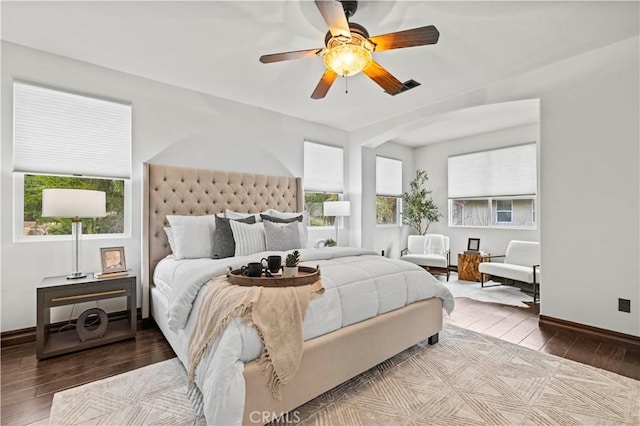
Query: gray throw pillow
xmin=260 ymin=213 xmax=303 ymax=223
xmin=264 ymin=220 xmax=301 ymax=251
xmin=212 ymin=215 xmax=256 ymax=259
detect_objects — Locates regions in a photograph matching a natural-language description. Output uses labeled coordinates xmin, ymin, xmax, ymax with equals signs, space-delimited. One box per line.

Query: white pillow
xmin=230 ymin=221 xmax=266 ymax=256
xmin=297 ymin=222 xmax=309 ymax=248
xmin=264 ymin=221 xmax=301 ymax=251
xmin=166 ymin=215 xmax=216 ymax=259
xmin=225 ymin=209 xmax=263 ymax=222
xmin=164 ymin=227 xmax=176 ymax=253
xmin=265 ymin=209 xmax=309 ymax=248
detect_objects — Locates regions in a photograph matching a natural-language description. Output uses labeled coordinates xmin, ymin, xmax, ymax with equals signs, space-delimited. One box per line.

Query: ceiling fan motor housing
xmin=324 ymin=22 xmax=370 ymax=47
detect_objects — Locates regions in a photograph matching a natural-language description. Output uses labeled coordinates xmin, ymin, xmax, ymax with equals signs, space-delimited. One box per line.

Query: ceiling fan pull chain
xmin=345 ymin=76 xmax=348 ymax=94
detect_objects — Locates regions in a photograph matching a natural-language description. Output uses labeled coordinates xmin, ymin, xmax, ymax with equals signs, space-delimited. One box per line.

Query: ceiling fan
xmin=259 ymin=0 xmax=439 ymax=99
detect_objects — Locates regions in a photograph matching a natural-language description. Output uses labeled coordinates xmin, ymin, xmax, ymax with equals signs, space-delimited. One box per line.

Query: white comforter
xmin=154 ymin=247 xmax=454 ymax=425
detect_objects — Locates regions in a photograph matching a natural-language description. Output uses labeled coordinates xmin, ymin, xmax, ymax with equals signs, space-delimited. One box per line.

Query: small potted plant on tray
xmin=283 ymin=250 xmax=300 ymax=278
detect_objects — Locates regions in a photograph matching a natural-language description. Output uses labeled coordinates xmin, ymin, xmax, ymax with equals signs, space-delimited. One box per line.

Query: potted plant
xmin=324 ymin=238 xmax=337 ymax=247
xmin=402 ymin=169 xmax=442 ymax=235
xmin=283 ymin=250 xmax=300 ymax=278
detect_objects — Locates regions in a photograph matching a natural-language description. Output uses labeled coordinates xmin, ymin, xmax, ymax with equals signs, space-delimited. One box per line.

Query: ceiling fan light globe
xmin=323 ymin=44 xmax=372 ymax=77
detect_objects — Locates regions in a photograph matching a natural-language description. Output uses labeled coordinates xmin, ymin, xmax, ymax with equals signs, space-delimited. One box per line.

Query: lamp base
xmin=67 ymin=272 xmax=87 ymax=280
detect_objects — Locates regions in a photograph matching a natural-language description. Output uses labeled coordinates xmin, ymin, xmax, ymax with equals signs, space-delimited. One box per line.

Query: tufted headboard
xmin=141 ymin=163 xmax=303 ymax=317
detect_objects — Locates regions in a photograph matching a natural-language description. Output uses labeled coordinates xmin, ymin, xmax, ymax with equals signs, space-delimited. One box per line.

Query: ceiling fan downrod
xmin=339 ymin=1 xmax=358 ymax=20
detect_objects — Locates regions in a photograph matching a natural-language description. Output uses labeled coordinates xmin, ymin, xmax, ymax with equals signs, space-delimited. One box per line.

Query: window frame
xmin=448 ymin=143 xmax=537 ymax=230
xmin=13 ymin=172 xmax=132 ymax=242
xmin=375 ymin=156 xmax=403 ymax=227
xmin=448 ymin=196 xmax=536 ymax=230
xmin=12 ymin=81 xmax=132 ymax=243
xmin=304 ymin=191 xmax=343 ymax=229
xmin=375 ymin=195 xmax=402 ymax=227
xmin=495 ymin=199 xmax=513 ymax=224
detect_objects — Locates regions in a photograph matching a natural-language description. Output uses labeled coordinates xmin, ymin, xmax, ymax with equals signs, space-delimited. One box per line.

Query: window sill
xmin=14 ymin=233 xmax=131 ymax=243
xmin=449 ymin=225 xmax=537 ymax=231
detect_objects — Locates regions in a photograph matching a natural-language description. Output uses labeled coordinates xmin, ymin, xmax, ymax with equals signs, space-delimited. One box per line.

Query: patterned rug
xmin=50 ymin=326 xmax=639 ymax=425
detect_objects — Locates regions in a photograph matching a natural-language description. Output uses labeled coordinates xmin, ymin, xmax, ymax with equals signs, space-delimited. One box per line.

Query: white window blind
xmin=304 ymin=141 xmax=343 ymax=193
xmin=448 ymin=143 xmax=536 ymax=198
xmin=13 ymin=82 xmax=131 ymax=179
xmin=376 ymin=156 xmax=403 ymax=197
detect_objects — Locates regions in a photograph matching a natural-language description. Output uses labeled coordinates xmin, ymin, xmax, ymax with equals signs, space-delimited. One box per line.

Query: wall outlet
xmin=618 ymin=298 xmax=631 ymax=313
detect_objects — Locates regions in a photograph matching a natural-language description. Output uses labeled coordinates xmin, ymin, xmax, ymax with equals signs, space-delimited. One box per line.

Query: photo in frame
xmin=467 ymin=238 xmax=480 ymax=252
xmin=100 ymin=246 xmax=127 ymax=273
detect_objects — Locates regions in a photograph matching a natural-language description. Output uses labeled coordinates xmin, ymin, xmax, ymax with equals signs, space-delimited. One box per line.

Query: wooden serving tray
xmin=227 ymin=266 xmax=320 ymax=287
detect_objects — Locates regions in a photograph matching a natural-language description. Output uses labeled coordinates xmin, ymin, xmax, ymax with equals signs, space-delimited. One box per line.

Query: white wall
xmin=415 ymin=123 xmax=541 ymax=263
xmin=396 ymin=37 xmax=640 ymax=336
xmin=0 ymin=42 xmax=349 ymax=331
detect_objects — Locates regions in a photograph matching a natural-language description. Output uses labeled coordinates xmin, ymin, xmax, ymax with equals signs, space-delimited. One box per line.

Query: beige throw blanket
xmin=187 ymin=275 xmax=324 ymax=398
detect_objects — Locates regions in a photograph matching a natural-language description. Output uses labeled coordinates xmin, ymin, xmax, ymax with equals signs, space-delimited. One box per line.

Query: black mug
xmin=261 ymin=255 xmax=282 ymax=274
xmin=241 ymin=262 xmax=263 ymax=277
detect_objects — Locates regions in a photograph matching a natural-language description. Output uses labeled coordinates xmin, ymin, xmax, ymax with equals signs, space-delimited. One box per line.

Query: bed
xmin=142 ymin=163 xmax=454 ymax=425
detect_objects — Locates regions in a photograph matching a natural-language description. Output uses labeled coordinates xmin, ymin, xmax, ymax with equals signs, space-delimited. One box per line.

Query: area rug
xmin=445 ymin=276 xmax=531 ymax=307
xmin=50 ymin=326 xmax=639 ymax=425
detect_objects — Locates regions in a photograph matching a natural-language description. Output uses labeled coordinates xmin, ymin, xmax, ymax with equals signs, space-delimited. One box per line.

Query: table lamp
xmin=323 ymin=200 xmax=350 ymax=246
xmin=42 ymin=189 xmax=106 ymax=279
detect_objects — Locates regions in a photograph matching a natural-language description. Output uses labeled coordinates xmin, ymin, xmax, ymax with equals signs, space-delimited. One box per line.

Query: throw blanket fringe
xmin=187 ymin=276 xmax=323 ymax=399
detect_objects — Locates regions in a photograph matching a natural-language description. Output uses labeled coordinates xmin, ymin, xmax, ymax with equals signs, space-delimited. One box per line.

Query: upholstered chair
xmin=401 ymin=234 xmax=450 ymax=281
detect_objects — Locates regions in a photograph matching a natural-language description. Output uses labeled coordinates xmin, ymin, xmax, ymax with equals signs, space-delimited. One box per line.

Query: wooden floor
xmin=2 ymin=298 xmax=639 ymax=425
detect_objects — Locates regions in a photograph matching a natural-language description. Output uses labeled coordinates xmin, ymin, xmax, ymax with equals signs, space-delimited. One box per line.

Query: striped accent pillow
xmin=230 ymin=221 xmax=266 ymax=256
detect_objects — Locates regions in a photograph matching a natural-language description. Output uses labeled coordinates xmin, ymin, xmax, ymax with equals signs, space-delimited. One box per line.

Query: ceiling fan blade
xmin=260 ymin=48 xmax=324 ymax=64
xmin=311 ymin=69 xmax=339 ymax=99
xmin=315 ymin=0 xmax=351 ymax=40
xmin=369 ymin=25 xmax=439 ymax=52
xmin=362 ymin=61 xmax=404 ymax=95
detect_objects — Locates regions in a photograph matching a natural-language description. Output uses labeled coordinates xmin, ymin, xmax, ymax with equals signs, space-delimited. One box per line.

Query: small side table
xmin=457 ymin=252 xmax=490 ymax=282
xmin=37 ymin=274 xmax=136 ymax=360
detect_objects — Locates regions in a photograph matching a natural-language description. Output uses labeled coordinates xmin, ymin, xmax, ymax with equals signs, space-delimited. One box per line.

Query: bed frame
xmin=142 ymin=163 xmax=443 ymax=425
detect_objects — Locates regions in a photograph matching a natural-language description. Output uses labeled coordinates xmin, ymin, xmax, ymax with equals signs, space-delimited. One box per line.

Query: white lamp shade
xmin=324 ymin=201 xmax=350 ymax=217
xmin=42 ymin=189 xmax=106 ymax=218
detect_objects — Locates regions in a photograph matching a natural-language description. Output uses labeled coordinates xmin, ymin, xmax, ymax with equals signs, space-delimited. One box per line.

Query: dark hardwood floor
xmin=2 ymin=298 xmax=638 ymax=425
xmin=444 ymin=297 xmax=640 ymax=381
xmin=1 ymin=320 xmax=175 ymax=426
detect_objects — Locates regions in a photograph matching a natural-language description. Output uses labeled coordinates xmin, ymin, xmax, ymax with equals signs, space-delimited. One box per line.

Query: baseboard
xmin=539 ymin=315 xmax=640 ymax=348
xmin=1 ymin=308 xmax=144 ymax=348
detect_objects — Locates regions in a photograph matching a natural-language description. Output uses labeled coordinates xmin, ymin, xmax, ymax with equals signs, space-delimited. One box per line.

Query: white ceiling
xmin=1 ymin=1 xmax=638 ymax=144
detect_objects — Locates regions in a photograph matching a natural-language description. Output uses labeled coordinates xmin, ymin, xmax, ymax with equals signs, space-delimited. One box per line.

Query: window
xmin=13 ymin=82 xmax=131 ymax=239
xmin=304 ymin=192 xmax=338 ymax=226
xmin=449 ymin=197 xmax=535 ymax=228
xmin=23 ymin=175 xmax=125 ymax=236
xmin=376 ymin=156 xmax=402 ymax=225
xmin=303 ymin=141 xmax=344 ymax=227
xmin=448 ymin=144 xmax=536 ymax=229
xmin=495 ymin=200 xmax=513 ymax=224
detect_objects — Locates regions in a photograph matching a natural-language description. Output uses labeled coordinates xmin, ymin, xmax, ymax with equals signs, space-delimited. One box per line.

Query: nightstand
xmin=457 ymin=252 xmax=491 ymax=282
xmin=36 ymin=274 xmax=137 ymax=360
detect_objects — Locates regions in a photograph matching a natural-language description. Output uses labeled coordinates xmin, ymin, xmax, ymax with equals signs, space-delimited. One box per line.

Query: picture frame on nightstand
xmin=100 ymin=246 xmax=127 ymax=273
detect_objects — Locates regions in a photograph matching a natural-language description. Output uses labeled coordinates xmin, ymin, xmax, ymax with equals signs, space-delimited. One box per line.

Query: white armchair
xmin=401 ymin=234 xmax=450 ymax=281
xmin=478 ymin=240 xmax=541 ymax=302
